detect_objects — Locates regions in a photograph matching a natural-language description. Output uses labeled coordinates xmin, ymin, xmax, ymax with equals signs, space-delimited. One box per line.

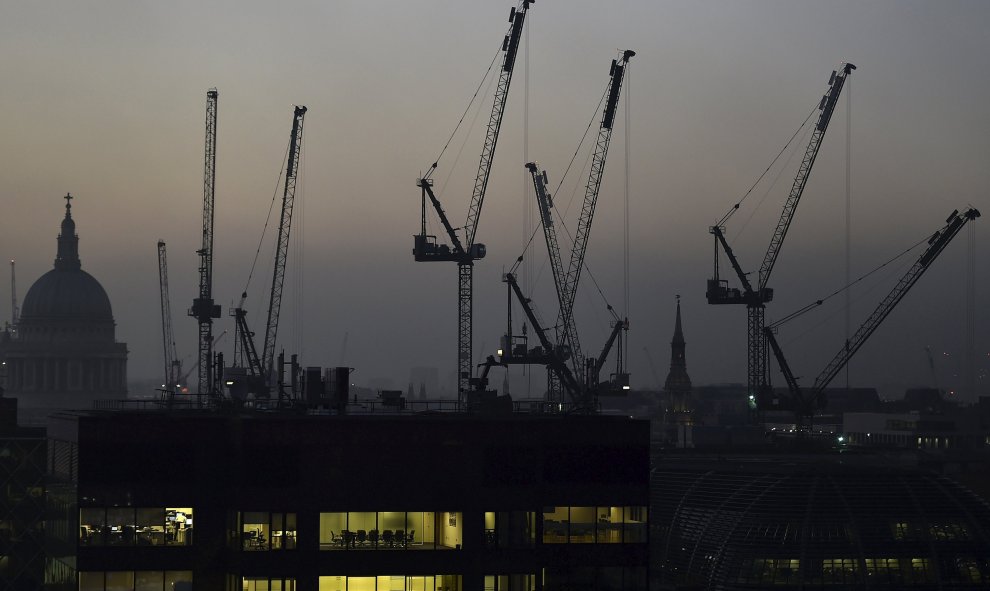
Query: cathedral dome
xmin=20 ymin=267 xmax=113 ymax=321
xmin=17 ymin=194 xmax=116 ymax=342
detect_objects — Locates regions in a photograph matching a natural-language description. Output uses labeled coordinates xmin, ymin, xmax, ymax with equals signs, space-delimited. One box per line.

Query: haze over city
xmin=2 ymin=0 xmax=987 ymax=398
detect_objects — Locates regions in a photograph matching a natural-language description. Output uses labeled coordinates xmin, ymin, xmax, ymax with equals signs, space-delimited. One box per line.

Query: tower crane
xmin=157 ymin=241 xmax=181 ymax=391
xmin=262 ymin=105 xmax=307 ymax=380
xmin=765 ymin=207 xmax=980 ymax=430
xmin=226 ymin=105 xmax=307 ymax=401
xmin=188 ymin=88 xmax=221 ymax=399
xmin=707 ymin=63 xmax=855 ymax=407
xmin=518 ymin=50 xmax=633 ymax=408
xmin=413 ymin=0 xmax=532 ymax=404
xmin=9 ymin=259 xmax=18 ymax=330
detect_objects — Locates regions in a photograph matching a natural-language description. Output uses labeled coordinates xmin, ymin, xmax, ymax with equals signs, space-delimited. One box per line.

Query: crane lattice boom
xmin=262 ymin=105 xmax=308 ymax=379
xmin=188 ymin=88 xmax=221 ymax=399
xmin=158 ymin=241 xmax=179 ymax=389
xmin=555 ymin=50 xmax=634 ymax=401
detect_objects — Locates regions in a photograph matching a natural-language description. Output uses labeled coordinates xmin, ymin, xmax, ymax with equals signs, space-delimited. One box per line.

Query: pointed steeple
xmin=664 ymin=295 xmax=692 ymax=409
xmin=54 ymin=193 xmax=81 ymax=271
xmin=669 ymin=295 xmax=686 ymax=367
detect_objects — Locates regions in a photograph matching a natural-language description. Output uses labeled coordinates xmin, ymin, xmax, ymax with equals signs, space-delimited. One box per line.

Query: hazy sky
xmin=2 ymin=1 xmax=988 ymax=399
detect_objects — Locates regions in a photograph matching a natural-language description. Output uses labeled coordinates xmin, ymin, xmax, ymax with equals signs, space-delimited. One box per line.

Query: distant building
xmin=652 ymin=452 xmax=990 ymax=589
xmin=0 ymin=196 xmax=127 ymax=418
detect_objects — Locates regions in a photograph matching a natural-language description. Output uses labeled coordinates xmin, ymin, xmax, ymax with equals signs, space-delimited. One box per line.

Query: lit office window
xmin=241 ymin=512 xmax=297 ymax=551
xmin=79 ymin=507 xmax=193 ymax=547
xmin=318 ymin=576 xmax=456 ymax=591
xmin=106 ymin=507 xmax=135 ymax=546
xmin=319 ymin=511 xmax=445 ymax=550
xmin=80 ymin=508 xmax=106 ymax=546
xmin=541 ymin=507 xmax=568 ymax=544
xmin=165 ymin=508 xmax=194 ymax=546
xmin=568 ymin=507 xmax=595 ymax=543
xmin=136 ymin=508 xmax=166 ymax=546
xmin=542 ymin=506 xmax=647 ymax=544
xmin=77 ymin=571 xmax=192 ymax=591
xmin=242 ymin=577 xmax=296 ymax=590
xmin=595 ymin=506 xmax=622 ymax=543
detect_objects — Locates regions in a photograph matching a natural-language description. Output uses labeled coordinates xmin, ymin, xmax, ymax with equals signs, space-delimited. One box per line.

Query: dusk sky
xmin=2 ymin=0 xmax=988 ymax=399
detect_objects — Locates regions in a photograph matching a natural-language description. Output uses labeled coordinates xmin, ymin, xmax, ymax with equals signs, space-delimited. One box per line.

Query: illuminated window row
xmin=541 ymin=506 xmax=647 ymax=544
xmin=243 ymin=577 xmax=296 ymax=591
xmin=79 ymin=507 xmax=193 ymax=547
xmin=78 ymin=571 xmax=192 ymax=591
xmin=318 ymin=575 xmax=461 ymax=591
xmin=240 ymin=512 xmax=297 ymax=551
xmin=319 ymin=512 xmax=460 ymax=550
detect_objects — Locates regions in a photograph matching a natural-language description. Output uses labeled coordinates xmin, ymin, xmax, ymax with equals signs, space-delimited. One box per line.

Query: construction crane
xmin=9 ymin=259 xmax=17 ymax=330
xmin=188 ymin=88 xmax=221 ymax=399
xmin=499 ymin=272 xmax=583 ymax=398
xmin=497 ymin=272 xmax=627 ymax=412
xmin=261 ymin=105 xmax=307 ymax=380
xmin=707 ymin=63 xmax=855 ymax=407
xmin=157 ymin=241 xmax=181 ymax=391
xmin=554 ymin=50 xmax=634 ymax=390
xmin=519 ymin=50 xmax=634 ymax=407
xmin=413 ymin=0 xmax=533 ymax=404
xmin=765 ymin=207 xmax=980 ymax=430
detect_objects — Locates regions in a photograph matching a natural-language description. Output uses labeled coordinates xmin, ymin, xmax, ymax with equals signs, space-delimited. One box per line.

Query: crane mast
xmin=189 ymin=88 xmax=221 ymax=399
xmin=158 ymin=241 xmax=180 ymax=390
xmin=555 ymin=50 xmax=634 ymax=398
xmin=262 ymin=105 xmax=308 ymax=380
xmin=413 ymin=1 xmax=532 ymax=403
xmin=707 ymin=63 xmax=854 ymax=406
xmin=9 ymin=259 xmax=17 ymax=329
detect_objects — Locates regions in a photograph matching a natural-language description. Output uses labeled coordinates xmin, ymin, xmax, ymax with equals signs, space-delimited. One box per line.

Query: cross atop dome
xmin=64 ymin=193 xmax=73 ymax=216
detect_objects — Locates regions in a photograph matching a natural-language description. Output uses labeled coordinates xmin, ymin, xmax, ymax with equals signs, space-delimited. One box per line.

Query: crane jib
xmin=502 ymin=4 xmax=528 ymax=73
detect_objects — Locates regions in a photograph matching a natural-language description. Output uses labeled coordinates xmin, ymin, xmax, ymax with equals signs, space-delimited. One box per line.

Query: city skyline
xmin=1 ymin=1 xmax=988 ymax=398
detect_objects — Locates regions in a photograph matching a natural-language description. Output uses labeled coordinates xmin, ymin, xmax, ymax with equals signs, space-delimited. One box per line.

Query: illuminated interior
xmin=79 ymin=507 xmax=193 ymax=547
xmin=242 ymin=577 xmax=297 ymax=590
xmin=541 ymin=506 xmax=647 ymax=544
xmin=317 ymin=575 xmax=461 ymax=591
xmin=319 ymin=512 xmax=460 ymax=550
xmin=78 ymin=571 xmax=192 ymax=591
xmin=240 ymin=512 xmax=298 ymax=551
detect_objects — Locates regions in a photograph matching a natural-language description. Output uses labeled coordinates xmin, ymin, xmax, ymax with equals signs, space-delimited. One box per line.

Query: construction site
xmin=1 ymin=1 xmax=989 ymax=590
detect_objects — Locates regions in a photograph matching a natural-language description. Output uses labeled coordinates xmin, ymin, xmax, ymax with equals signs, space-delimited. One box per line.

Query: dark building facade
xmin=0 ymin=196 xmax=127 ymax=416
xmin=62 ymin=409 xmax=649 ymax=591
xmin=0 ymin=397 xmax=47 ymax=590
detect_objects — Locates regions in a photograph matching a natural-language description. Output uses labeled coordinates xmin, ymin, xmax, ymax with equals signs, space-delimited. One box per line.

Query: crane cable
xmin=421 ymin=42 xmax=502 ymax=182
xmin=509 ymin=81 xmax=621 ymax=323
xmin=716 ymin=104 xmax=818 ymax=228
xmin=241 ymin=140 xmax=292 ymax=301
xmin=768 ymin=232 xmax=931 ymax=331
xmin=509 ymin=82 xmax=610 ymax=274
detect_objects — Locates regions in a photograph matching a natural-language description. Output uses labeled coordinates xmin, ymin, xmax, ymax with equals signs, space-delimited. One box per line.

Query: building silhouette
xmin=661 ymin=297 xmax=693 ymax=447
xmin=57 ymin=406 xmax=649 ymax=590
xmin=0 ymin=195 xmax=127 ymax=418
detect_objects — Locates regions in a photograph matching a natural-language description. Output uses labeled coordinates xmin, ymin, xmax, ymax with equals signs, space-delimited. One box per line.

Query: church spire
xmin=664 ymin=295 xmax=692 ymax=405
xmin=54 ymin=193 xmax=81 ymax=271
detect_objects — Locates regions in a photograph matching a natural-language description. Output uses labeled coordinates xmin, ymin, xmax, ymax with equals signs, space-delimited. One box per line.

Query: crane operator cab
xmin=412 ymin=235 xmax=486 ymax=262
